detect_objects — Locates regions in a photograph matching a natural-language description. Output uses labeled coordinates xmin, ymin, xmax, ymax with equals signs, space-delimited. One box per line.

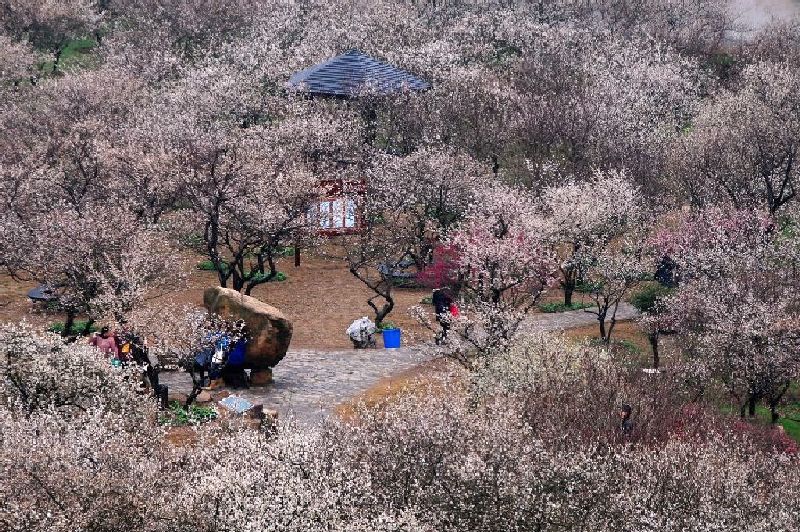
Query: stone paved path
xmin=160 ymin=303 xmax=638 ymax=426
xmin=523 ymin=301 xmax=639 ymax=333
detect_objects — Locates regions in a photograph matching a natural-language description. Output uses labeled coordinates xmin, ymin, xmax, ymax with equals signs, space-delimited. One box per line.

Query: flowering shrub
xmin=415 ymin=244 xmax=462 ymax=291
xmin=2 ymin=327 xmax=799 ymax=531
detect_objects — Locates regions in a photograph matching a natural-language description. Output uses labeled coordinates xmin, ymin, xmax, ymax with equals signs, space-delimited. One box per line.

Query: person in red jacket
xmin=433 ymin=288 xmax=458 ymax=344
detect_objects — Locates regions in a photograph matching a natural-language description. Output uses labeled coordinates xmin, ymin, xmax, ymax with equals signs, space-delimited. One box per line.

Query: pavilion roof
xmin=287 ymin=49 xmax=431 ymax=97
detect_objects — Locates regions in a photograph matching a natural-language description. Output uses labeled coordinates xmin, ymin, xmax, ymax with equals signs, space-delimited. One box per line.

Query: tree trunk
xmin=562 ymin=264 xmax=577 ymax=307
xmin=769 ymin=401 xmax=780 ymax=424
xmin=648 ymin=331 xmax=660 ymax=369
xmin=362 ymin=103 xmax=378 ymax=146
xmin=52 ymin=47 xmax=63 ymax=74
xmin=63 ymin=310 xmax=76 ymax=338
xmin=244 ymin=250 xmax=278 ymax=295
xmin=564 ymin=283 xmax=574 ymax=307
xmin=231 ymin=264 xmax=243 ymax=292
xmin=598 ymin=314 xmax=607 ymax=343
xmin=372 ymin=291 xmax=395 ymax=328
xmin=748 ymin=395 xmax=757 ymax=417
xmin=605 ymin=309 xmax=618 ymax=344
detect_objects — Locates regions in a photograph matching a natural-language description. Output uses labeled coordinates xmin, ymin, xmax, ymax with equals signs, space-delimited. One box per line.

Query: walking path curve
xmin=160 ymin=303 xmax=639 ymax=426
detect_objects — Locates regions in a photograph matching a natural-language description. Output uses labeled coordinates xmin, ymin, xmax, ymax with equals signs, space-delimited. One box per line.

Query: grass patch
xmin=160 ymin=401 xmax=218 ymax=426
xmin=539 ymin=301 xmax=594 ymax=313
xmin=37 ymin=37 xmax=98 ymax=74
xmin=420 ymin=295 xmax=433 ymax=305
xmin=47 ymin=320 xmax=97 ymax=336
xmin=335 ymin=358 xmax=459 ymax=422
xmin=719 ymin=403 xmax=800 ymax=443
xmin=758 ymin=405 xmax=800 ymax=443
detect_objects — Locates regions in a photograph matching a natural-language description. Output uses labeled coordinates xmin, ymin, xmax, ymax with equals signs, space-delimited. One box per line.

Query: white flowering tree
xmin=542 ymin=170 xmax=643 ymax=308
xmin=368 ymin=147 xmax=488 ymax=271
xmin=654 ymin=207 xmax=800 ymax=421
xmin=673 ymin=61 xmax=800 ymax=215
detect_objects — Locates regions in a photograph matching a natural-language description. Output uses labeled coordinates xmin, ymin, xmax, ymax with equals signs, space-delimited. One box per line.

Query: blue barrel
xmin=382 ymin=328 xmax=401 ymax=348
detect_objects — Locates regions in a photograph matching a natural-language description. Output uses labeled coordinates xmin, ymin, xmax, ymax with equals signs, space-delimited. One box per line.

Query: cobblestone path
xmin=160 ymin=303 xmax=639 ymax=426
xmin=160 ymin=347 xmax=431 ymax=425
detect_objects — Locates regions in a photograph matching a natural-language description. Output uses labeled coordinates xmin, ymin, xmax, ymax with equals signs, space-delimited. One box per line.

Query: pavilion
xmin=287 ymin=50 xmax=430 ymax=264
xmin=287 ymin=49 xmax=430 ymax=97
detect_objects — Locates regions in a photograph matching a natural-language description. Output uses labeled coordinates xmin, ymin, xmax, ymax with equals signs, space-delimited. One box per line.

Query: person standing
xmin=432 ymin=288 xmax=454 ymax=344
xmin=619 ymin=404 xmax=634 ymax=437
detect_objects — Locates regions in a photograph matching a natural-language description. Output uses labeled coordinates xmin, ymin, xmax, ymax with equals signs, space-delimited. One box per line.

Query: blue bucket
xmin=382 ymin=328 xmax=401 ymax=349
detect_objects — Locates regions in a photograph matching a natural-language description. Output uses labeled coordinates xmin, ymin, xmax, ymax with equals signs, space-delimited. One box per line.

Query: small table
xmin=27 ymin=284 xmax=57 ymax=303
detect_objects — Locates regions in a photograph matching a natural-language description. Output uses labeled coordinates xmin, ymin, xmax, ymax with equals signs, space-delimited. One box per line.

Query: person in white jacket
xmin=347 ymin=316 xmax=376 ymax=348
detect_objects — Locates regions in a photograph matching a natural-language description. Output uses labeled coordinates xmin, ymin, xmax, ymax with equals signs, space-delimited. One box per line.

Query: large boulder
xmin=203 ymin=287 xmax=292 ymax=369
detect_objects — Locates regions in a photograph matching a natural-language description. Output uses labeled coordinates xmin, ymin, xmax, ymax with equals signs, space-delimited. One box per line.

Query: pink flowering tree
xmin=416 ymin=185 xmax=558 ymax=364
xmin=416 ymin=244 xmax=463 ymax=293
xmin=333 ymin=146 xmax=483 ymax=327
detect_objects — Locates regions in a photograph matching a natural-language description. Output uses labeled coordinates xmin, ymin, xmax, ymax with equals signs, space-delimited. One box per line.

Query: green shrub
xmin=47 ymin=320 xmax=98 ymax=336
xmin=197 ymin=260 xmax=228 ymax=271
xmin=160 ymin=401 xmax=218 ymax=426
xmin=630 ymin=284 xmax=673 ymax=313
xmin=276 ymin=246 xmax=295 ymax=257
xmin=376 ymin=320 xmax=398 ymax=332
xmin=539 ymin=301 xmax=594 ymax=313
xmin=248 ymin=271 xmax=287 ymax=283
xmin=420 ymin=295 xmax=433 ymax=305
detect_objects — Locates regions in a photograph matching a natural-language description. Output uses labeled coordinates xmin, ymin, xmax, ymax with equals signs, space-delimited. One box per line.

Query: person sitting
xmin=619 ymin=404 xmax=634 ymax=437
xmin=347 ymin=317 xmax=376 ymax=348
xmin=221 ymin=320 xmax=249 ymax=388
xmin=89 ymin=326 xmax=119 ymax=360
xmin=117 ymin=321 xmax=168 ymax=408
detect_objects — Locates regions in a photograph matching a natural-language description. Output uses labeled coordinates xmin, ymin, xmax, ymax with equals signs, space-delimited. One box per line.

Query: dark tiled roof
xmin=287 ymin=49 xmax=430 ymax=97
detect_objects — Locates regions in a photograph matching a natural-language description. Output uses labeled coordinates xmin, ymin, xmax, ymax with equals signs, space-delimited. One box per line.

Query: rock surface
xmin=249 ymin=368 xmax=273 ymax=386
xmin=203 ymin=286 xmax=293 ymax=369
xmin=195 ymin=390 xmax=212 ymax=403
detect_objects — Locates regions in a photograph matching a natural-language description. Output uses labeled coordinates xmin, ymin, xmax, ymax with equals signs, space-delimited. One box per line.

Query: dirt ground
xmin=563 ymin=320 xmax=682 ymax=368
xmin=0 ymin=253 xmax=436 ymax=349
xmin=0 ymin=252 xmax=601 ymax=350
